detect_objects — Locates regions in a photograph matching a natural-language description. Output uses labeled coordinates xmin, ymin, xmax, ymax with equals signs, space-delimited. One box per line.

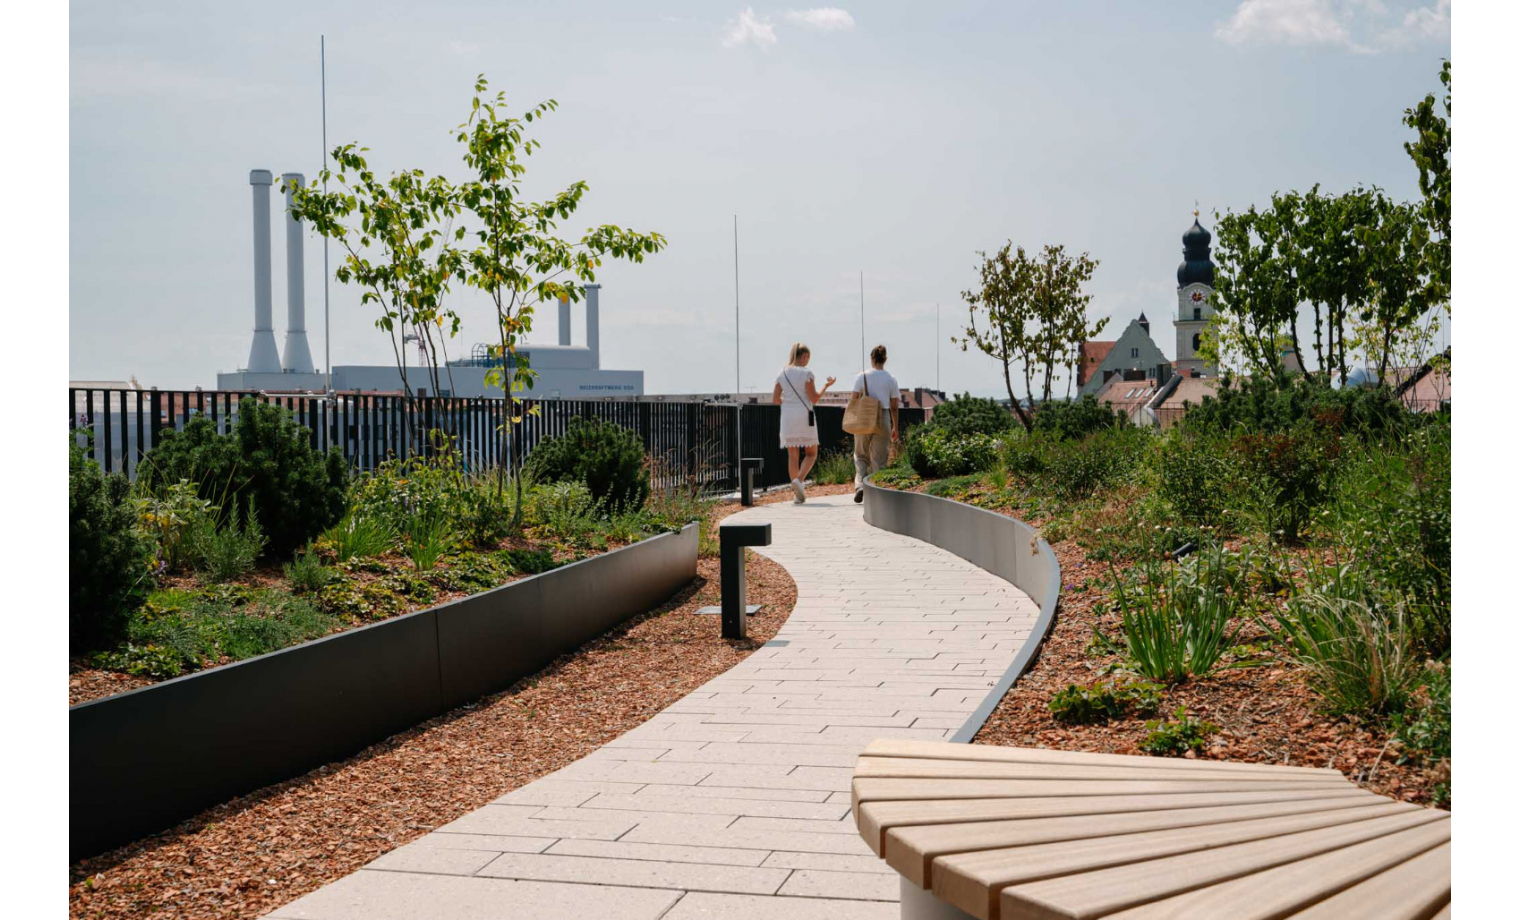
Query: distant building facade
xmin=1078 ymin=215 xmax=1220 ymax=412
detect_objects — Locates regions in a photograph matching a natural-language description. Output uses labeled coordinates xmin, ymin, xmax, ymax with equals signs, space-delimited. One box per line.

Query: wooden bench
xmin=851 ymin=739 xmax=1451 ymax=920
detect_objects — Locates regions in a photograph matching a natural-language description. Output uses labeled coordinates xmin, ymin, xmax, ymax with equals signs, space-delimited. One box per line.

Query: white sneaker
xmin=791 ymin=478 xmax=806 ymax=503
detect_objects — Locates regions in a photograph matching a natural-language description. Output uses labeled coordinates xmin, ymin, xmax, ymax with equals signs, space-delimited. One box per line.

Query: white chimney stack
xmin=584 ymin=283 xmax=601 ymax=368
xmin=280 ymin=173 xmax=316 ymax=374
xmin=246 ymin=169 xmax=281 ymax=373
xmin=558 ymin=292 xmax=572 ymax=346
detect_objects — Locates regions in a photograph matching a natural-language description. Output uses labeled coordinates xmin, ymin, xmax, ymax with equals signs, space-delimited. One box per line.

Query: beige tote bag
xmin=843 ymin=391 xmax=883 ymax=435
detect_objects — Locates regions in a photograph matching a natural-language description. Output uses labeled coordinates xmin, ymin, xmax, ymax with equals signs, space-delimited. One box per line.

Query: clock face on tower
xmin=1191 ymin=291 xmax=1204 ymax=303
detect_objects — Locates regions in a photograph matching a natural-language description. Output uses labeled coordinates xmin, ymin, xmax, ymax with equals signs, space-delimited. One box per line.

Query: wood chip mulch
xmin=971 ymin=537 xmax=1445 ymax=806
xmin=68 ymin=495 xmax=801 ymax=920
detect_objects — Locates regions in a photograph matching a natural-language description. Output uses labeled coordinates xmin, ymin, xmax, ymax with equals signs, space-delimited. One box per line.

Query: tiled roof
xmin=1077 ymin=341 xmax=1116 ymax=387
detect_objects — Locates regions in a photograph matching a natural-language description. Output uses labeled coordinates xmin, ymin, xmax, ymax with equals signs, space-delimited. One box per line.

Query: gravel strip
xmin=68 ymin=495 xmax=803 ymax=920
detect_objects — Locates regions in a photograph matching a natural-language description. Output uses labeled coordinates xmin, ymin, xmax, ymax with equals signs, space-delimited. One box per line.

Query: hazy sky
xmin=69 ymin=1 xmax=1450 ymax=396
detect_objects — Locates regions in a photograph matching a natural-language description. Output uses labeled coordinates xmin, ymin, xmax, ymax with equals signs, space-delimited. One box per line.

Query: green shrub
xmin=1033 ymin=395 xmax=1128 ymax=440
xmin=460 ymin=476 xmax=516 ymax=548
xmin=905 ymin=428 xmax=1000 ymax=479
xmin=1002 ymin=432 xmax=1055 ymax=488
xmin=926 ymin=394 xmax=1016 ymax=438
xmin=1392 ymin=661 xmax=1451 ymax=806
xmin=324 ymin=512 xmax=397 ymax=561
xmin=192 ymin=507 xmax=268 ymax=583
xmin=504 ymin=547 xmax=559 ymax=575
xmin=1048 ymin=680 xmax=1162 ymax=724
xmin=1269 ymin=591 xmax=1420 ymax=716
xmin=1181 ymin=376 xmax=1407 ymax=436
xmin=1140 ymin=707 xmax=1220 ymax=756
xmin=284 ymin=549 xmax=336 ymax=594
xmin=134 ymin=478 xmax=217 ymax=573
xmin=529 ymin=480 xmax=598 ymax=542
xmin=814 ymin=449 xmax=856 ymax=485
xmin=1041 ymin=428 xmax=1146 ymax=501
xmin=1332 ymin=421 xmax=1450 ymax=655
xmin=70 ymin=441 xmax=153 ymax=651
xmin=524 ymin=417 xmax=650 ymax=512
xmin=1152 ymin=429 xmax=1240 ymax=530
xmin=349 ymin=444 xmax=469 ymax=539
xmin=1231 ymin=423 xmax=1341 ymax=544
xmin=140 ymin=400 xmax=347 ymax=557
xmin=1115 ymin=549 xmax=1242 ymax=683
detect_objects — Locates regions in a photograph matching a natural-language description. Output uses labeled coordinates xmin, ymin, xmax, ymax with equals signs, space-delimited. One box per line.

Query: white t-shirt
xmin=852 ymin=368 xmax=900 ymax=428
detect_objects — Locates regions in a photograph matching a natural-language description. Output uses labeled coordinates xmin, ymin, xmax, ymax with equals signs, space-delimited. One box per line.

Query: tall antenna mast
xmin=321 ymin=35 xmax=332 ymax=394
xmin=733 ymin=215 xmax=740 ymax=394
xmin=936 ymin=302 xmax=940 ymax=392
xmin=859 ymin=271 xmax=865 ymax=371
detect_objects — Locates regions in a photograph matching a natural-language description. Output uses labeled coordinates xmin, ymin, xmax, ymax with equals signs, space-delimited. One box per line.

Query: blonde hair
xmin=786 ymin=342 xmax=811 ymax=367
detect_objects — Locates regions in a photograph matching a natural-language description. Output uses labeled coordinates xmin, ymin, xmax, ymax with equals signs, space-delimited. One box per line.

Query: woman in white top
xmin=772 ymin=342 xmax=836 ymax=503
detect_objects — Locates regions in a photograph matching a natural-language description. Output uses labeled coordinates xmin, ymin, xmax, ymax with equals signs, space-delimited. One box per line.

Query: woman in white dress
xmin=772 ymin=342 xmax=836 ymax=503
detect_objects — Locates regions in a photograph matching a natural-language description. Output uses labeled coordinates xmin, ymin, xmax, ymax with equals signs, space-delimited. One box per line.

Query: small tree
xmin=1404 ymin=60 xmax=1450 ymax=309
xmin=453 ymin=77 xmax=666 ymax=510
xmin=289 ymin=159 xmax=465 ymax=406
xmin=956 ymin=242 xmax=1104 ymax=431
xmin=1211 ymin=203 xmax=1301 ymax=384
xmin=1357 ymin=194 xmax=1437 ymax=384
xmin=1289 ymin=186 xmax=1379 ymax=386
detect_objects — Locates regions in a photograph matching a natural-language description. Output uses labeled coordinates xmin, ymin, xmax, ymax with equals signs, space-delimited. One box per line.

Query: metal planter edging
xmin=70 ymin=522 xmax=698 ymax=862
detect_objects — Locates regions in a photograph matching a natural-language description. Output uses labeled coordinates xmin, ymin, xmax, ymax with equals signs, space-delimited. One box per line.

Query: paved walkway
xmin=270 ymin=494 xmax=1041 ymax=920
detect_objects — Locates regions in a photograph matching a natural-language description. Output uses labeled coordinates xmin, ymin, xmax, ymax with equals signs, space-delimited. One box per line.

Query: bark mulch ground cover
xmin=68 ymin=493 xmax=804 ymax=920
xmin=969 ymin=527 xmax=1445 ymax=806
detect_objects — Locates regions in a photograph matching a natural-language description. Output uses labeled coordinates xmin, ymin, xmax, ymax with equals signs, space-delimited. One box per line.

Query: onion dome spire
xmin=1177 ymin=211 xmax=1214 ymax=287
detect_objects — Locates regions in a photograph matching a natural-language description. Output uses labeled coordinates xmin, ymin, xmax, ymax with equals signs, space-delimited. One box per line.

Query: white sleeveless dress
xmin=777 ymin=366 xmax=818 ymax=448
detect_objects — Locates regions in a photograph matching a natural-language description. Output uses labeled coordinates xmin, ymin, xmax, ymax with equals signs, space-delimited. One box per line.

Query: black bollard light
xmin=740 ymin=457 xmax=764 ymax=507
xmin=718 ymin=521 xmax=771 ymax=639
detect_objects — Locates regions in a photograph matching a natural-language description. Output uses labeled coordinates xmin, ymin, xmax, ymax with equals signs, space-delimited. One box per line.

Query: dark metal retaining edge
xmin=69 ymin=523 xmax=699 ymax=863
xmin=862 ymin=480 xmax=1060 ymax=744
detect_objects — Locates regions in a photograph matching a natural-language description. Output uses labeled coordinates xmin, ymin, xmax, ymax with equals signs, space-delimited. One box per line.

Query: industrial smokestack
xmin=246 ymin=170 xmax=281 ymax=373
xmin=584 ymin=283 xmax=601 ymax=368
xmin=558 ymin=292 xmax=572 ymax=346
xmin=280 ymin=173 xmax=316 ymax=374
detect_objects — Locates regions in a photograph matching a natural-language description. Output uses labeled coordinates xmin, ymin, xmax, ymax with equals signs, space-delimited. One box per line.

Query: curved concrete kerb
xmin=270 ymin=495 xmax=1042 ymax=920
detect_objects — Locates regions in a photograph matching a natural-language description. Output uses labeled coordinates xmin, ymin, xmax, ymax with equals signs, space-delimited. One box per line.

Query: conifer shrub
xmin=524 ymin=417 xmax=650 ymax=513
xmin=925 ymin=393 xmax=1016 ymax=438
xmin=141 ymin=399 xmax=347 ymax=558
xmin=1032 ymin=394 xmax=1129 ymax=440
xmin=70 ymin=441 xmax=153 ymax=651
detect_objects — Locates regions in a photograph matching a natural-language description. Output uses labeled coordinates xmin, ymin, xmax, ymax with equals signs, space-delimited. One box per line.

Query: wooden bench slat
xmin=861 ymin=739 xmax=1342 ymax=777
xmin=1096 ymin=827 xmax=1451 ymax=920
xmin=929 ymin=801 xmax=1417 ymax=920
xmin=853 ymin=776 xmax=1353 ymax=812
xmin=883 ymin=792 xmax=1390 ymax=886
xmin=855 ymin=756 xmax=1352 ymax=784
xmin=859 ymin=787 xmax=1376 ymax=856
xmin=1282 ymin=842 xmax=1450 ymax=920
xmin=998 ymin=809 xmax=1448 ymax=920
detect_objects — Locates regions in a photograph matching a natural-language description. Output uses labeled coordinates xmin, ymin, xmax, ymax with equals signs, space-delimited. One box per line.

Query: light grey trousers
xmin=853 ymin=410 xmax=892 ymax=489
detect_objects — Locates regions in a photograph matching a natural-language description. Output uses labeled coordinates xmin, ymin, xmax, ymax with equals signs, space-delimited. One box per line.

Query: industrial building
xmin=217 ymin=168 xmax=645 ymax=398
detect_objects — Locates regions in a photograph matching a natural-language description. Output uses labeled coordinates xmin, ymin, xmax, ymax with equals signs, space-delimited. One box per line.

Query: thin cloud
xmin=785 ymin=8 xmax=856 ymax=31
xmin=1215 ymin=0 xmax=1448 ymax=53
xmin=721 ymin=8 xmax=777 ymax=50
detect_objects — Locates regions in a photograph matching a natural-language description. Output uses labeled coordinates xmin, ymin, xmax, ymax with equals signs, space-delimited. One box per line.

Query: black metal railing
xmin=70 ymin=388 xmax=930 ymax=495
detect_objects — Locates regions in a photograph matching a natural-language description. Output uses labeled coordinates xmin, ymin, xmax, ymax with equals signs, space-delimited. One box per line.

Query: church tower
xmin=1174 ymin=214 xmax=1217 ymax=377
